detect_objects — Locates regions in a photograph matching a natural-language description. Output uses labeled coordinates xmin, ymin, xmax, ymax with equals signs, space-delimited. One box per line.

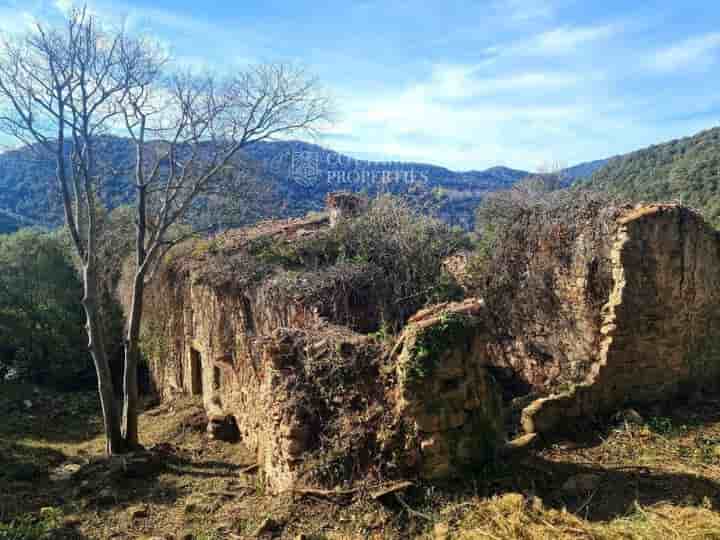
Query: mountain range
xmin=0 ymin=137 xmax=613 ymax=234
xmin=4 ymin=126 xmax=719 ymax=235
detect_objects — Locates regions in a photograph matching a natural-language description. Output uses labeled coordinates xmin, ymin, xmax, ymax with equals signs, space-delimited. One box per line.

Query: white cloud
xmin=650 ymin=33 xmax=720 ymax=72
xmin=321 ymin=63 xmax=597 ymax=170
xmin=533 ymin=24 xmax=619 ymax=54
xmin=398 ymin=64 xmax=584 ymax=103
xmin=488 ymin=23 xmax=622 ymax=58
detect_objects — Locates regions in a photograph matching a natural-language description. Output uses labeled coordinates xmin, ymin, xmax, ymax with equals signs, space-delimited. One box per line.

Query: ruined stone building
xmin=138 ymin=195 xmax=720 ymax=492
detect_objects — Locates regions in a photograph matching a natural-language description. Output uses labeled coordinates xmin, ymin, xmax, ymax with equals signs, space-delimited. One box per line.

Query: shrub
xmin=332 ymin=195 xmax=471 ymax=325
xmin=0 ymin=508 xmax=62 ymax=540
xmin=183 ymin=195 xmax=471 ymax=329
xmin=0 ymin=229 xmax=90 ymax=387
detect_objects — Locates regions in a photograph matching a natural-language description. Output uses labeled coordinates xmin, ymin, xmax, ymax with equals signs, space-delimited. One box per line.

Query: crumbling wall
xmin=142 ymin=230 xmax=504 ymax=490
xmin=145 ymin=262 xmax=395 ymax=491
xmin=521 ymin=204 xmax=720 ymax=434
xmin=392 ymin=299 xmax=504 ymax=479
xmin=141 ymin=199 xmax=720 ymax=491
xmin=477 ymin=200 xmax=623 ymax=395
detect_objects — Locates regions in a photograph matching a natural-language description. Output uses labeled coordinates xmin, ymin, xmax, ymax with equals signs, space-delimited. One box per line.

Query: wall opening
xmin=213 ymin=366 xmax=222 ymax=391
xmin=190 ymin=348 xmax=203 ymax=396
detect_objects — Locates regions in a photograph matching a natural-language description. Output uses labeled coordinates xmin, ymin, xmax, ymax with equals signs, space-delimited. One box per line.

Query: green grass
xmin=0 ymin=507 xmax=63 ymax=540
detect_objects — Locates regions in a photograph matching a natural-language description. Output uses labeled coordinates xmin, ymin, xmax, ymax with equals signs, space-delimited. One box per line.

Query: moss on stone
xmin=405 ymin=313 xmax=477 ymax=384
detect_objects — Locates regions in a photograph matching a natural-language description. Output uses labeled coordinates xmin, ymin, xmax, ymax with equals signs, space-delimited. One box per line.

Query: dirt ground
xmin=2 ymin=383 xmax=720 ymax=539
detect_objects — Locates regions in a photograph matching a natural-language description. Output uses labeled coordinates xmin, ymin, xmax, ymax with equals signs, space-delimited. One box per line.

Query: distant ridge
xmin=0 ymin=133 xmax=662 ymax=235
xmin=0 ymin=137 xmax=536 ymax=233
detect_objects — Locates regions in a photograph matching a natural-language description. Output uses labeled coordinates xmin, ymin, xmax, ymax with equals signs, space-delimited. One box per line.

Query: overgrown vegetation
xmin=437 ymin=493 xmax=720 ymax=539
xmin=0 ymin=229 xmax=89 ymax=387
xmin=581 ymin=126 xmax=720 ymax=226
xmin=470 ymin=181 xmax=618 ymax=322
xmin=184 ymin=195 xmax=469 ymax=330
xmin=406 ymin=312 xmax=476 ymax=382
xmin=0 ymin=508 xmax=62 ymax=540
xmin=5 ymin=380 xmax=720 ymax=539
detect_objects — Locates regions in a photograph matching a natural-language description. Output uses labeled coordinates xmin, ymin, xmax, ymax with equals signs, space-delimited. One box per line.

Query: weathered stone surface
xmin=138 ymin=200 xmax=720 ymax=491
xmin=394 ymin=299 xmax=504 ymax=479
xmin=521 ymin=204 xmax=720 ymax=434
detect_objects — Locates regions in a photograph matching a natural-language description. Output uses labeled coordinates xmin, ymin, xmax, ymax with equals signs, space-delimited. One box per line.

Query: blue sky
xmin=2 ymin=0 xmax=720 ymax=171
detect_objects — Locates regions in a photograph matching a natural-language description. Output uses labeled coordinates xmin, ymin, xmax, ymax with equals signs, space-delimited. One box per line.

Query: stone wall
xmin=392 ymin=299 xmax=504 ymax=479
xmin=477 ymin=200 xmax=623 ymax=395
xmin=521 ymin=204 xmax=720 ymax=434
xmin=145 ymin=261 xmax=393 ymax=491
xmin=140 ymin=201 xmax=720 ymax=490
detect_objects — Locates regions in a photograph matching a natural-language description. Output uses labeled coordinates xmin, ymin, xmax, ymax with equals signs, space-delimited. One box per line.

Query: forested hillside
xmin=582 ymin=127 xmax=720 ymax=225
xmin=0 ymin=137 xmax=613 ymax=233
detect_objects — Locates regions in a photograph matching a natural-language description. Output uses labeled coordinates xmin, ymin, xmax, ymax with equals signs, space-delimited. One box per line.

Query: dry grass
xmin=3 ymin=384 xmax=720 ymax=539
xmin=442 ymin=493 xmax=720 ymax=540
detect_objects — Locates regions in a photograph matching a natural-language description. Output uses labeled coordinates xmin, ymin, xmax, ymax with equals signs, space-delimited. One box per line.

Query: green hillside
xmin=582 ymin=127 xmax=720 ymax=226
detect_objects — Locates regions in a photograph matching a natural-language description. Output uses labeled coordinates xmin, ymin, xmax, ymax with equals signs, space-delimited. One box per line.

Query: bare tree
xmin=0 ymin=6 xmax=330 ymax=453
xmin=118 ymin=64 xmax=330 ymax=447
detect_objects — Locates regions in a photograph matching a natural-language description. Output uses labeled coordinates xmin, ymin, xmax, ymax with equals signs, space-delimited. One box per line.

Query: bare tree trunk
xmin=122 ymin=271 xmax=145 ymax=449
xmin=82 ymin=263 xmax=124 ymax=455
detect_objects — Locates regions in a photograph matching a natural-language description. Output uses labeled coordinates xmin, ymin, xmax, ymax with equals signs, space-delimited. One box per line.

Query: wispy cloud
xmin=650 ymin=33 xmax=720 ymax=72
xmin=487 ymin=23 xmax=622 ymax=58
xmin=532 ymin=24 xmax=620 ymax=54
xmin=409 ymin=64 xmax=583 ymax=101
xmin=320 ymin=62 xmax=598 ymax=170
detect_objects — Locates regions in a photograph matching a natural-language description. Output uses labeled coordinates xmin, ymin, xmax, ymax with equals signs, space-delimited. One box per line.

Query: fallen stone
xmin=252 ymin=517 xmax=279 ymax=537
xmin=617 ymin=409 xmax=644 ymax=425
xmin=127 ymin=504 xmax=149 ymax=520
